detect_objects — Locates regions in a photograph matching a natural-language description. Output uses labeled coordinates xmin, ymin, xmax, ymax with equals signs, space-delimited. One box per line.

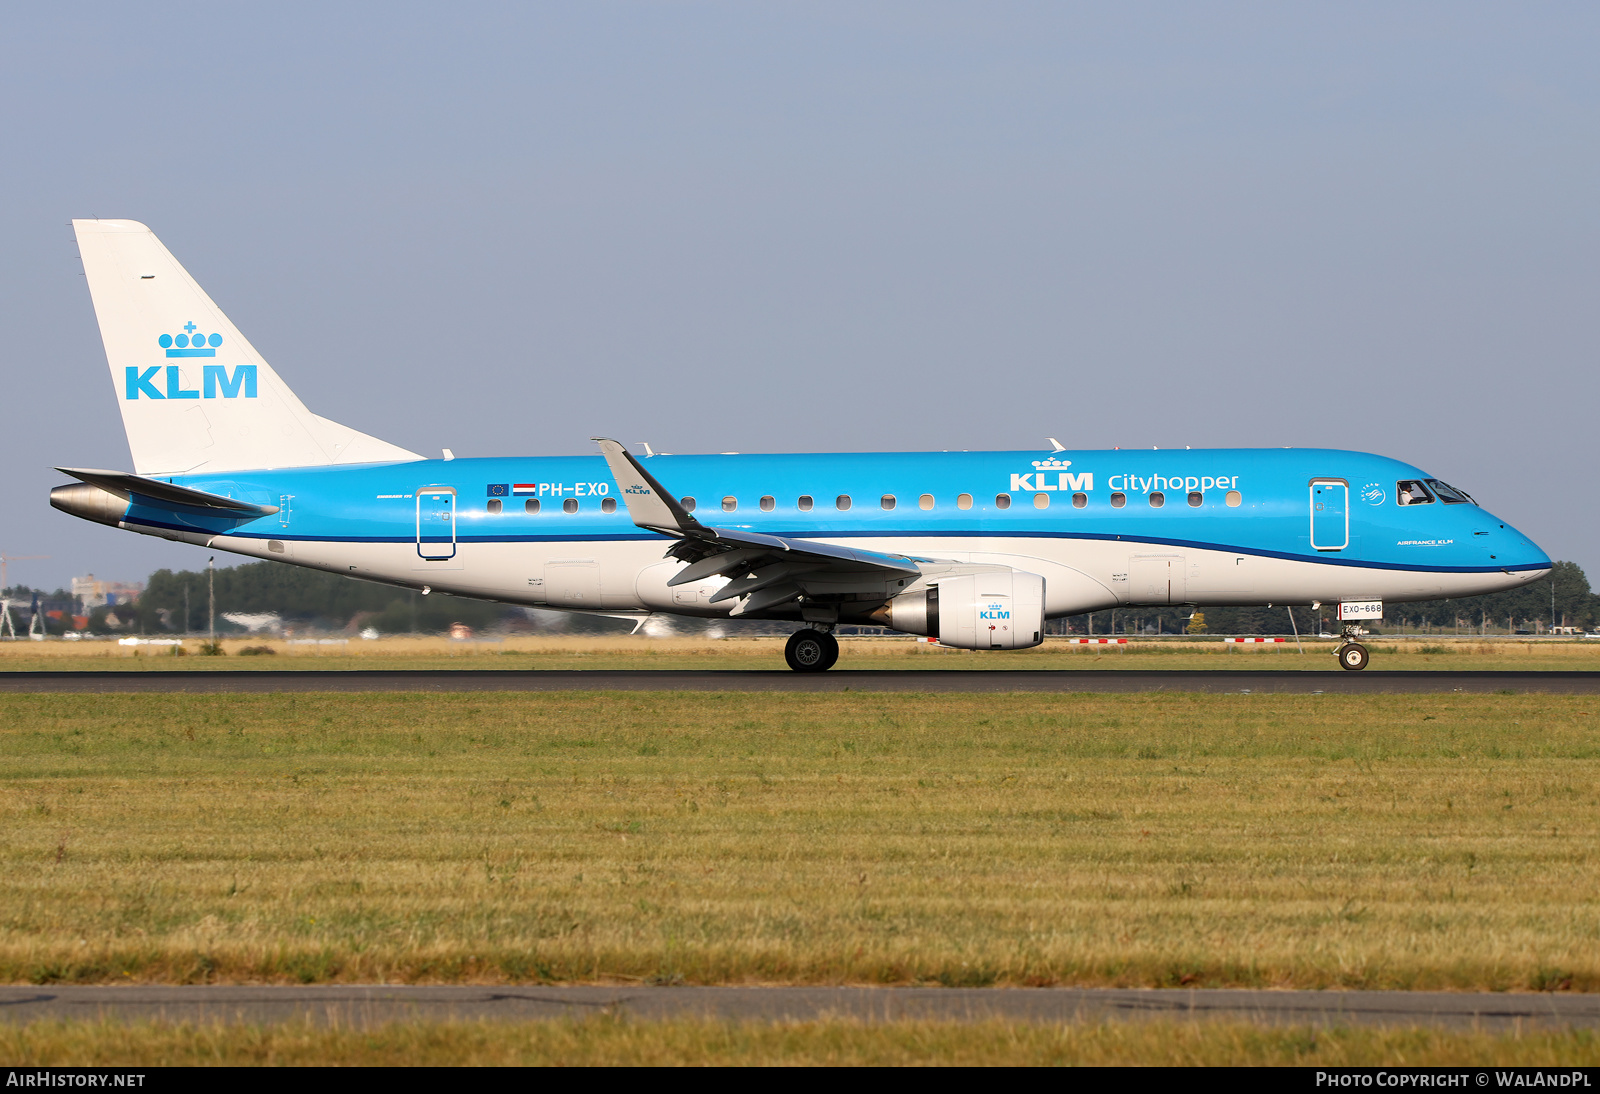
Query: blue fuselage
xmin=137 ymin=448 xmax=1545 ymax=586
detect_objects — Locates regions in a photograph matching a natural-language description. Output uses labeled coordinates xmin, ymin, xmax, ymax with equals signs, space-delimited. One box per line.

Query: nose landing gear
xmin=1335 ymin=627 xmax=1370 ymax=671
xmin=785 ymin=628 xmax=839 ymax=672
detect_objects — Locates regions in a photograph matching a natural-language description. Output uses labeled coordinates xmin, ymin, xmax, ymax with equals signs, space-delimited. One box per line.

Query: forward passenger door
xmin=1310 ymin=480 xmax=1348 ymax=551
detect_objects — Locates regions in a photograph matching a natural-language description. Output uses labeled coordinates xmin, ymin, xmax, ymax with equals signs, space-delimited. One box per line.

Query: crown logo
xmin=1031 ymin=457 xmax=1072 ymax=470
xmin=158 ymin=321 xmax=223 ymax=358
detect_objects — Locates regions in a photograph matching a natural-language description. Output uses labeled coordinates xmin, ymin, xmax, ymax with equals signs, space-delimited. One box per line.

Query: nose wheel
xmin=1336 ymin=640 xmax=1369 ymax=671
xmin=785 ymin=628 xmax=839 ymax=672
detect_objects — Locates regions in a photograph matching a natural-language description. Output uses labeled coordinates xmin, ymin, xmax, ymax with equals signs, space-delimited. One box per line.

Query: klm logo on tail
xmin=159 ymin=321 xmax=221 ymax=357
xmin=126 ymin=322 xmax=256 ymax=400
xmin=125 ymin=365 xmax=256 ymax=400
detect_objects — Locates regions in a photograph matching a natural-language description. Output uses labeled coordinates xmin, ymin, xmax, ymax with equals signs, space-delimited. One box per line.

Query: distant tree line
xmin=90 ymin=563 xmax=511 ymax=636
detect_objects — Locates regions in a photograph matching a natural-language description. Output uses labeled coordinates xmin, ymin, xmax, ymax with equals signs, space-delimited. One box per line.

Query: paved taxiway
xmin=0 ymin=986 xmax=1594 ymax=1030
xmin=1 ymin=669 xmax=1598 ymax=693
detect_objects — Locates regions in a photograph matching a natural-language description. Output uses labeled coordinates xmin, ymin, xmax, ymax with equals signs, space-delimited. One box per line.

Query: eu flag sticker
xmin=487 ymin=483 xmax=510 ymax=498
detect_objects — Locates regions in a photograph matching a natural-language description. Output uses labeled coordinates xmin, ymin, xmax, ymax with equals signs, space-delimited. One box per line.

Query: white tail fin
xmin=73 ymin=219 xmax=421 ymax=475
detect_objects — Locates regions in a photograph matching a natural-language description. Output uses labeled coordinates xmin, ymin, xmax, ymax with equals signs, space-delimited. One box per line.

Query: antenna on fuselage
xmin=1047 ymin=438 xmax=1065 ymax=452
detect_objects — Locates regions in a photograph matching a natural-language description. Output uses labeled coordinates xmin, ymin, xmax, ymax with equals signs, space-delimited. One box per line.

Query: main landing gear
xmin=785 ymin=628 xmax=839 ymax=673
xmin=1335 ymin=628 xmax=1370 ymax=671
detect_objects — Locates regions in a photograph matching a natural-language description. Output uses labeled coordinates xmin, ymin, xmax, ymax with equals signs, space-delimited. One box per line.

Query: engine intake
xmin=877 ymin=570 xmax=1044 ymax=650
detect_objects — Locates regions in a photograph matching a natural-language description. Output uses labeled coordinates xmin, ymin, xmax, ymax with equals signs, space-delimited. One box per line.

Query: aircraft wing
xmin=592 ymin=439 xmax=921 ymax=616
xmin=55 ymin=468 xmax=281 ymax=517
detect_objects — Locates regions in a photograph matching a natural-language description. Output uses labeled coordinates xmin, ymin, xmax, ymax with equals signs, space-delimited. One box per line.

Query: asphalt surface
xmin=1 ymin=668 xmax=1598 ymax=693
xmin=0 ymin=986 xmax=1594 ymax=1030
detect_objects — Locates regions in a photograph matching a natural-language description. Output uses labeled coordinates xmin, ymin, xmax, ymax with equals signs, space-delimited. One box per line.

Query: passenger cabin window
xmin=1396 ymin=480 xmax=1434 ymax=506
xmin=1425 ymin=479 xmax=1475 ymax=504
xmin=487 ymin=499 xmax=503 ymax=514
xmin=601 ymin=498 xmax=617 ymax=513
xmin=836 ymin=495 xmax=852 ymax=511
xmin=957 ymin=493 xmax=973 ymax=510
xmin=722 ymin=496 xmax=738 ymax=512
xmin=759 ymin=496 xmax=775 ymax=511
xmin=1225 ymin=490 xmax=1241 ymax=507
xmin=1033 ymin=493 xmax=1049 ymax=509
xmin=525 ymin=498 xmax=540 ymax=514
xmin=681 ymin=497 xmax=696 ymax=512
xmin=881 ymin=495 xmax=896 ymax=510
xmin=797 ymin=495 xmax=814 ymax=511
xmin=1110 ymin=492 xmax=1126 ymax=508
xmin=918 ymin=494 xmax=934 ymax=510
xmin=1187 ymin=491 xmax=1203 ymax=507
xmin=563 ymin=498 xmax=578 ymax=514
xmin=995 ymin=493 xmax=1011 ymax=509
xmin=1072 ymin=492 xmax=1087 ymax=508
xmin=1149 ymin=492 xmax=1165 ymax=508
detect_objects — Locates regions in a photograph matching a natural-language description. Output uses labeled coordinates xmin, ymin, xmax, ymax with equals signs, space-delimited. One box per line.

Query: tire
xmin=785 ymin=629 xmax=839 ymax=672
xmin=1338 ymin=643 xmax=1369 ymax=671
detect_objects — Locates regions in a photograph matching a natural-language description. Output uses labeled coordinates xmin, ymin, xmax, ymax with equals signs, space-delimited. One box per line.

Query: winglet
xmin=591 ymin=438 xmax=707 ymax=537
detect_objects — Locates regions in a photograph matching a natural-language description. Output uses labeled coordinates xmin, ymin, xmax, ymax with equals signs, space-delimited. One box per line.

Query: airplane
xmin=50 ymin=220 xmax=1551 ymax=671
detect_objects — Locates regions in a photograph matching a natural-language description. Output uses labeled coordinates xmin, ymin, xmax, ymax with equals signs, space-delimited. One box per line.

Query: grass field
xmin=1 ymin=689 xmax=1596 ymax=993
xmin=4 ymin=633 xmax=1600 ymax=671
xmin=3 ymin=1017 xmax=1596 ymax=1066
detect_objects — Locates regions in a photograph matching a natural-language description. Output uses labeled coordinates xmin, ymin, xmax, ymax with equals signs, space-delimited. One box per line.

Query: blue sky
xmin=3 ymin=2 xmax=1596 ymax=589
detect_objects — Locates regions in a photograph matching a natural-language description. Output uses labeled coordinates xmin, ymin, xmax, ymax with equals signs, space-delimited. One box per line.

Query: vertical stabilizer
xmin=73 ymin=219 xmax=421 ymax=475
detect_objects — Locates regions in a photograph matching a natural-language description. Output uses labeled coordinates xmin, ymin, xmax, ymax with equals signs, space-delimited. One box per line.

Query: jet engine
xmin=873 ymin=570 xmax=1045 ymax=650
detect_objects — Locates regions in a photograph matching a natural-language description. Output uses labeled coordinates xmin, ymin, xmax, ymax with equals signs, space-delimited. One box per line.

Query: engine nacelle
xmin=877 ymin=570 xmax=1045 ymax=650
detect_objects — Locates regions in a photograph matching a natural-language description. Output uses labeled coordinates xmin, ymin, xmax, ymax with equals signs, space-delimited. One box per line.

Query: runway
xmin=0 ymin=985 xmax=1593 ymax=1030
xmin=1 ymin=668 xmax=1598 ymax=693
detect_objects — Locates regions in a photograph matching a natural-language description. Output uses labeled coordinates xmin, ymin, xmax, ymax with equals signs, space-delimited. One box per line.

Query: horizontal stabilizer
xmin=55 ymin=467 xmax=280 ymax=516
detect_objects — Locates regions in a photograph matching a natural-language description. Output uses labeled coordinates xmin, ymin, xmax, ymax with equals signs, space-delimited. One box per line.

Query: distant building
xmin=71 ymin=574 xmax=144 ymax=613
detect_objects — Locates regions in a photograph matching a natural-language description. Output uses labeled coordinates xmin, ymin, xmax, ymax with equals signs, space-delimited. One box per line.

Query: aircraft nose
xmin=1472 ymin=511 xmax=1549 ymax=575
xmin=1501 ymin=520 xmax=1550 ymax=571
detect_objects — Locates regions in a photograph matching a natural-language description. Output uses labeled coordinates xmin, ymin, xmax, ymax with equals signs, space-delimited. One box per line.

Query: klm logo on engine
xmin=126 ymin=323 xmax=256 ymax=400
xmin=978 ymin=602 xmax=1011 ymax=621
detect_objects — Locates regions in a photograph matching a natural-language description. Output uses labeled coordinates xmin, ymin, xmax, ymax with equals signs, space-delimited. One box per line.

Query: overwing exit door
xmin=1310 ymin=480 xmax=1348 ymax=551
xmin=416 ymin=488 xmax=457 ymax=560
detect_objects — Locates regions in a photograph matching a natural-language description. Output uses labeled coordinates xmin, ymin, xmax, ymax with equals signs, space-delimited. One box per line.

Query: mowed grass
xmin=5 ymin=634 xmax=1600 ymax=672
xmin=3 ymin=1017 xmax=1597 ymax=1067
xmin=0 ymin=691 xmax=1597 ymax=989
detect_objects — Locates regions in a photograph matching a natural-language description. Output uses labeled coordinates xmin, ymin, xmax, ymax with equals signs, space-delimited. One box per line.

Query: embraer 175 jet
xmin=51 ymin=220 xmax=1551 ymax=671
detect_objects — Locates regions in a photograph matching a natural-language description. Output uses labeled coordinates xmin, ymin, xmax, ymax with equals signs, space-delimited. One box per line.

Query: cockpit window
xmin=1424 ymin=478 xmax=1475 ymax=505
xmin=1396 ymin=480 xmax=1434 ymax=506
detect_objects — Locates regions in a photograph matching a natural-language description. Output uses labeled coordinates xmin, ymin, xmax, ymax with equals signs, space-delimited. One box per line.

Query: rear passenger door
xmin=416 ymin=488 xmax=457 ymax=560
